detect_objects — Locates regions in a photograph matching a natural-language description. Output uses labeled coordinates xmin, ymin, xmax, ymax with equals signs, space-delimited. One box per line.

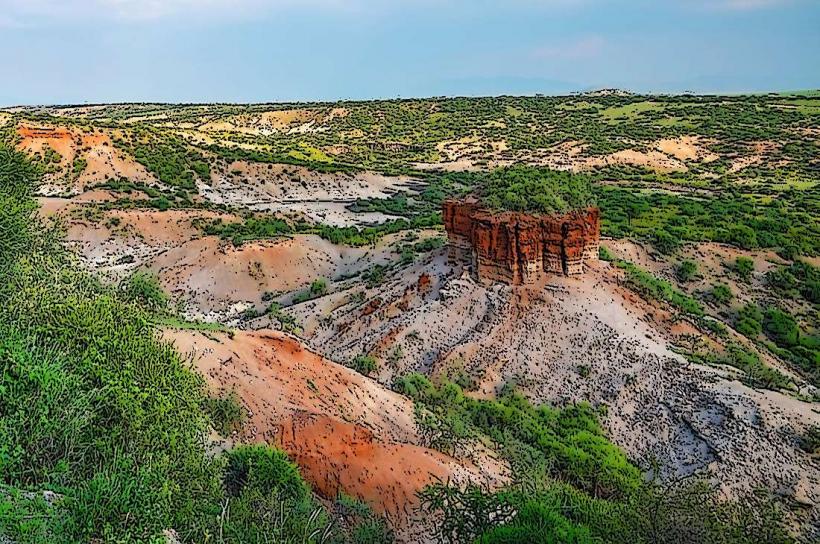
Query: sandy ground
xmin=415 ymin=136 xmax=725 ymax=174
xmin=296 ymin=252 xmax=820 ymax=535
xmin=47 ymin=201 xmax=430 ymax=322
xmin=166 ymin=328 xmax=508 ymax=540
xmin=17 ymin=123 xmax=160 ymax=195
xmin=196 ymin=107 xmax=348 ymax=136
xmin=210 ymin=161 xmax=416 ymax=203
xmin=250 ymin=201 xmax=402 ymax=228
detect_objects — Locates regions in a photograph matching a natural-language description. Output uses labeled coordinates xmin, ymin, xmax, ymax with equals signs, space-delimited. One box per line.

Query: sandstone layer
xmin=443 ymin=198 xmax=600 ymax=284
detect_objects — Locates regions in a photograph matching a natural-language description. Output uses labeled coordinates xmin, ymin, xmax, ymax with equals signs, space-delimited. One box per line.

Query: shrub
xmin=613 ymin=259 xmax=704 ymax=316
xmin=203 ymin=390 xmax=245 ymax=437
xmin=362 ymin=264 xmax=388 ymax=288
xmin=766 ymin=268 xmax=799 ymax=297
xmin=421 ymin=457 xmax=791 ymax=544
xmin=292 ymin=278 xmax=329 ymax=304
xmin=723 ymin=345 xmax=791 ymax=390
xmin=654 ymin=231 xmax=681 ymax=255
xmin=396 ymin=374 xmax=641 ymax=498
xmin=734 ymin=256 xmax=754 ymax=280
xmin=220 ymin=445 xmax=331 ymax=541
xmin=799 ymin=426 xmax=820 ymax=454
xmin=310 ymin=278 xmax=328 ymax=296
xmin=349 ymin=355 xmax=379 ymax=376
xmin=224 ymin=445 xmax=309 ymax=501
xmin=763 ymin=308 xmax=800 ymax=348
xmin=727 ymin=225 xmax=758 ymax=250
xmin=710 ymin=283 xmax=733 ymax=305
xmin=736 ymin=303 xmax=763 ymax=338
xmin=335 ymin=494 xmax=395 ymax=544
xmin=478 ymin=167 xmax=595 ymax=214
xmin=598 ymin=245 xmax=615 ymax=261
xmin=119 ymin=270 xmax=168 ymax=311
xmin=767 ymin=261 xmax=820 ymax=304
xmin=676 ymin=260 xmax=698 ymax=282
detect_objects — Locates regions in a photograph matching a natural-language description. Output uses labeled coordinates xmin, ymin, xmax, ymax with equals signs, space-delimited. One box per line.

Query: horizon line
xmin=3 ymin=88 xmax=819 ymax=110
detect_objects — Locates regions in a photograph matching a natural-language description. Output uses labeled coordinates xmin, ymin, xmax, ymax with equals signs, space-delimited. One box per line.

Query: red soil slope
xmin=443 ymin=198 xmax=600 ymax=284
xmin=165 ymin=329 xmax=506 ymax=535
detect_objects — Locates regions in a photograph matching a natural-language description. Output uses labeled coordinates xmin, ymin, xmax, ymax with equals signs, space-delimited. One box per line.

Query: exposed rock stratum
xmin=443 ymin=198 xmax=600 ymax=284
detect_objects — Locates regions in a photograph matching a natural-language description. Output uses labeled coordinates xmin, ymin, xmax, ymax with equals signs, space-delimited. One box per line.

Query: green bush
xmin=362 ymin=264 xmax=388 ymax=288
xmin=766 ymin=268 xmax=799 ymax=298
xmin=799 ymin=425 xmax=820 ymax=454
xmin=596 ymin=186 xmax=819 ymax=257
xmin=736 ymin=303 xmax=763 ymax=338
xmin=476 ymin=499 xmax=595 ymax=544
xmin=764 ymin=308 xmax=800 ymax=348
xmin=676 ymin=260 xmax=698 ymax=282
xmin=419 ymin=438 xmax=791 ymax=544
xmin=119 ymin=269 xmax=168 ymax=311
xmin=724 ymin=345 xmax=792 ymax=390
xmin=734 ymin=256 xmax=754 ymax=281
xmin=710 ymin=283 xmax=733 ymax=305
xmin=478 ymin=167 xmax=595 ymax=214
xmin=310 ymin=278 xmax=328 ymax=296
xmin=225 ymin=445 xmax=310 ymax=501
xmin=766 ymin=261 xmax=820 ymax=304
xmin=395 ymin=374 xmax=641 ymax=498
xmin=612 ymin=259 xmax=704 ymax=316
xmin=348 ymin=355 xmax=379 ymax=376
xmin=598 ymin=245 xmax=615 ymax=261
xmin=654 ymin=231 xmax=681 ymax=255
xmin=334 ymin=494 xmax=394 ymax=544
xmin=203 ymin=390 xmax=245 ymax=437
xmin=220 ymin=445 xmax=331 ymax=542
xmin=292 ymin=278 xmax=328 ymax=304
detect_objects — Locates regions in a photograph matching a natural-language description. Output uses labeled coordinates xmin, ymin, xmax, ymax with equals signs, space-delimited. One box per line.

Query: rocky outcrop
xmin=443 ymin=198 xmax=600 ymax=284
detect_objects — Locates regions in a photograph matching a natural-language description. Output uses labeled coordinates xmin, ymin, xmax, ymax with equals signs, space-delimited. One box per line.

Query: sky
xmin=1 ymin=0 xmax=819 ymax=105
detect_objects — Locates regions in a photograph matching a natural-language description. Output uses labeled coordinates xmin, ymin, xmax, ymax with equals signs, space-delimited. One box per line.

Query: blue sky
xmin=1 ymin=0 xmax=818 ymax=105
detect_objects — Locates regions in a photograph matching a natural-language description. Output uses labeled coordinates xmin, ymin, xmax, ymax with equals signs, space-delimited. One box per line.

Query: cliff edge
xmin=443 ymin=197 xmax=600 ymax=284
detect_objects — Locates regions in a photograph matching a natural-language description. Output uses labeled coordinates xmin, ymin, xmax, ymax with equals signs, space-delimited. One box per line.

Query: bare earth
xmin=166 ymin=328 xmax=508 ymax=542
xmin=295 ymin=252 xmax=820 ymax=533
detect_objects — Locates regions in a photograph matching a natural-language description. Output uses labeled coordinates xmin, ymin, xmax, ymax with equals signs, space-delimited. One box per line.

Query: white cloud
xmin=0 ymin=0 xmax=798 ymax=26
xmin=0 ymin=0 xmax=593 ymax=24
xmin=0 ymin=13 xmax=23 ymax=27
xmin=0 ymin=0 xmax=354 ymax=23
xmin=694 ymin=0 xmax=793 ymax=10
xmin=532 ymin=35 xmax=605 ymax=60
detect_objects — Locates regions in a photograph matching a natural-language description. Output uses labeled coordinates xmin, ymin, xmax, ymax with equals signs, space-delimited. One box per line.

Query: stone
xmin=443 ymin=197 xmax=600 ymax=285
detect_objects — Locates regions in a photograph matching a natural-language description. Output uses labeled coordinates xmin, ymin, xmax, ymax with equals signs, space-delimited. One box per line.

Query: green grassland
xmin=1 ymin=93 xmax=819 ymax=541
xmin=2 ymin=142 xmax=795 ymax=542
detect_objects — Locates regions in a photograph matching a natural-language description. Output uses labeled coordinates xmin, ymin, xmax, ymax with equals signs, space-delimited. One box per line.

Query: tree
xmin=734 ymin=256 xmax=754 ymax=281
xmin=119 ymin=270 xmax=168 ymax=311
xmin=676 ymin=260 xmax=698 ymax=282
xmin=736 ymin=303 xmax=763 ymax=338
xmin=654 ymin=231 xmax=681 ymax=255
xmin=418 ymin=481 xmax=516 ymax=544
xmin=310 ymin=278 xmax=328 ymax=296
xmin=763 ymin=308 xmax=800 ymax=348
xmin=710 ymin=284 xmax=733 ymax=305
xmin=349 ymin=354 xmax=379 ymax=376
xmin=727 ymin=225 xmax=758 ymax=249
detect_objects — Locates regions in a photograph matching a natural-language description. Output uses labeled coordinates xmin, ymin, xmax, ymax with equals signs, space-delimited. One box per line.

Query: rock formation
xmin=443 ymin=197 xmax=600 ymax=284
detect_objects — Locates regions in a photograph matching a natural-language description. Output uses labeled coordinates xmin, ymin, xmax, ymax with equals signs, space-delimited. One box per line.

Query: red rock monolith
xmin=443 ymin=197 xmax=600 ymax=284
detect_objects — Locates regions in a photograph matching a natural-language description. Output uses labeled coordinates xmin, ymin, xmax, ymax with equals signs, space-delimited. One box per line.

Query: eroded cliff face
xmin=443 ymin=198 xmax=600 ymax=284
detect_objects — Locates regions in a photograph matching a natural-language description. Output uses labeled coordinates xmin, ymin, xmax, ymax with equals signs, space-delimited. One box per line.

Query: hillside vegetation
xmin=2 ymin=93 xmax=818 ymax=541
xmin=0 ymin=146 xmax=387 ymax=543
xmin=1 ymin=140 xmax=798 ymax=542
